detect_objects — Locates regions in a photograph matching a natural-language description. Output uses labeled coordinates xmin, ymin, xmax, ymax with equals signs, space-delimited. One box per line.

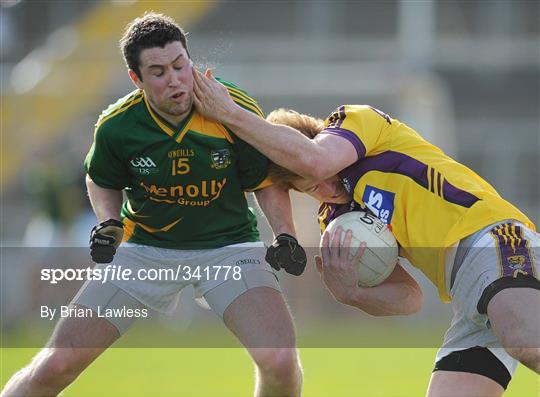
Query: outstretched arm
xmin=192 ymin=69 xmax=357 ymax=181
xmin=317 ymin=228 xmax=423 ymax=316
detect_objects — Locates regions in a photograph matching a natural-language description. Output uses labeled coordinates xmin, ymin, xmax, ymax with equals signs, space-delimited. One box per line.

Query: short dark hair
xmin=120 ymin=12 xmax=189 ymax=80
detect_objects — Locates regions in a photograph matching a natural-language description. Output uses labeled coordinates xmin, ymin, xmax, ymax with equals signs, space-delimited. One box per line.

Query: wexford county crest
xmin=507 ymin=255 xmax=526 ymax=270
xmin=210 ymin=149 xmax=231 ymax=169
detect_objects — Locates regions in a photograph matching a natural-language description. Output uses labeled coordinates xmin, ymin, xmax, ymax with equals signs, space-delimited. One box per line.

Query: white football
xmin=322 ymin=211 xmax=398 ymax=287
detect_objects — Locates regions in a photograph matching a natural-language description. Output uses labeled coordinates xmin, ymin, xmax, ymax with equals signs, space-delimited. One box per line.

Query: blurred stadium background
xmin=1 ymin=0 xmax=539 ymax=396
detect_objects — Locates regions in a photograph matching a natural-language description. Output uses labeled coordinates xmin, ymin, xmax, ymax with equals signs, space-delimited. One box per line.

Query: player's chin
xmin=337 ymin=196 xmax=354 ymax=204
xmin=178 ymin=97 xmax=193 ymax=112
xmin=169 ymin=101 xmax=192 ymax=116
xmin=328 ymin=197 xmax=349 ymax=204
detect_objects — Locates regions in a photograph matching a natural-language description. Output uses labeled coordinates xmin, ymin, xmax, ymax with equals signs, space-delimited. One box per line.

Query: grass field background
xmin=1 ymin=320 xmax=539 ymax=396
xmin=2 ymin=347 xmax=538 ymax=396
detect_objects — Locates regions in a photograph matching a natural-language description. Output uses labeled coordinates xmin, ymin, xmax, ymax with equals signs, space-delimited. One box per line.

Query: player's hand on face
xmin=265 ymin=233 xmax=307 ymax=276
xmin=192 ymin=68 xmax=236 ymax=123
xmin=89 ymin=219 xmax=124 ymax=263
xmin=315 ymin=227 xmax=366 ymax=303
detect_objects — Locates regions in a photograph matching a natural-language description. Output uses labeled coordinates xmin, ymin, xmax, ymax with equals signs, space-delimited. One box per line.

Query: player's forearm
xmin=86 ymin=175 xmax=123 ymax=222
xmin=343 ymin=283 xmax=423 ymax=316
xmin=226 ymin=106 xmax=322 ymax=180
xmin=255 ymin=185 xmax=296 ymax=237
xmin=347 ymin=264 xmax=423 ymax=316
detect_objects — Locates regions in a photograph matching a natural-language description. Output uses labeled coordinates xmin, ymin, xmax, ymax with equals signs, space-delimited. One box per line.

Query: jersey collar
xmin=143 ymin=92 xmax=194 ymax=142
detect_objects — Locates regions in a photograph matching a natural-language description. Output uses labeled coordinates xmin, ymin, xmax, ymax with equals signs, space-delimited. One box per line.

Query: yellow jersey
xmin=318 ymin=105 xmax=535 ymax=302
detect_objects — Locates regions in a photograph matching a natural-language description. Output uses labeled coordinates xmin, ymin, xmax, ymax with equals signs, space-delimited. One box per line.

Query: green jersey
xmin=85 ymin=79 xmax=269 ymax=249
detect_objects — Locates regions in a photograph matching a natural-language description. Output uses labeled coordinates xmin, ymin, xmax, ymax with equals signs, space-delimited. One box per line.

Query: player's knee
xmin=30 ymin=348 xmax=89 ymax=387
xmin=254 ymin=348 xmax=301 ymax=381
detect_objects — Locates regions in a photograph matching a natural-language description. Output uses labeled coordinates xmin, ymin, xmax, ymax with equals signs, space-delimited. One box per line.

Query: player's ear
xmin=128 ymin=69 xmax=143 ymax=88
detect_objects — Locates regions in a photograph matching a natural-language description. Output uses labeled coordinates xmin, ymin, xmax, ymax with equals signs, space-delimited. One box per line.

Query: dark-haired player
xmin=2 ymin=13 xmax=304 ymax=397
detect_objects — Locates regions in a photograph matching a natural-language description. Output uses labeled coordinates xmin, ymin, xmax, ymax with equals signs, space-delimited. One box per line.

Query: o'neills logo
xmin=140 ymin=178 xmax=227 ymax=206
xmin=168 ymin=149 xmax=195 ymax=158
xmin=236 ymin=259 xmax=261 ymax=266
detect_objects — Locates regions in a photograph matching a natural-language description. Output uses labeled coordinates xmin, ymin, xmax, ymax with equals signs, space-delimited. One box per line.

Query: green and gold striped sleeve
xmin=216 ymin=78 xmax=264 ymax=118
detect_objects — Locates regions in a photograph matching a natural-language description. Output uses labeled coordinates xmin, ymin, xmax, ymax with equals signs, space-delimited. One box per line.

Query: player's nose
xmin=168 ymin=69 xmax=183 ymax=86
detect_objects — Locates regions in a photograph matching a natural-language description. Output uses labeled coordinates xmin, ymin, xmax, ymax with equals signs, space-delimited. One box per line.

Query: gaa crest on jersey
xmin=210 ymin=149 xmax=231 ymax=169
xmin=362 ymin=185 xmax=395 ymax=225
xmin=130 ymin=156 xmax=159 ymax=175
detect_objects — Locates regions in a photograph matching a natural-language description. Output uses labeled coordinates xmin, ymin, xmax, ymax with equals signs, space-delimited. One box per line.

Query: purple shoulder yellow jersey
xmin=318 ymin=105 xmax=535 ymax=302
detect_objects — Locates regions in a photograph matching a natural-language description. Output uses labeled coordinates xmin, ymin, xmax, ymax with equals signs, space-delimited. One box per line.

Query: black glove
xmin=265 ymin=233 xmax=307 ymax=276
xmin=89 ymin=219 xmax=124 ymax=264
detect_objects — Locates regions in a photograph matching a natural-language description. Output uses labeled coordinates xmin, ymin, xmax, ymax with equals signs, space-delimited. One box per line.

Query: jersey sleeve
xmin=216 ymin=77 xmax=264 ymax=118
xmin=216 ymin=78 xmax=269 ymax=191
xmin=84 ymin=122 xmax=130 ymax=190
xmin=227 ymin=127 xmax=270 ymax=191
xmin=321 ymin=105 xmax=393 ymax=160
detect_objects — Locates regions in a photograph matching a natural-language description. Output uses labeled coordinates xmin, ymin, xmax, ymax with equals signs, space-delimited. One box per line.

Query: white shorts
xmin=72 ymin=241 xmax=281 ymax=333
xmin=436 ymin=221 xmax=540 ymax=375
